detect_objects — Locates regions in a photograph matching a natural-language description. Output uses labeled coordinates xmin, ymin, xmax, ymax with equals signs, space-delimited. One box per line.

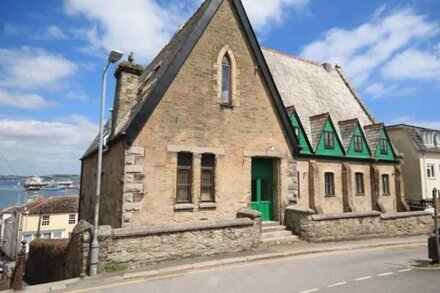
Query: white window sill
xmin=199 ymin=202 xmax=217 ymax=209
xmin=174 ymin=204 xmax=196 ymax=211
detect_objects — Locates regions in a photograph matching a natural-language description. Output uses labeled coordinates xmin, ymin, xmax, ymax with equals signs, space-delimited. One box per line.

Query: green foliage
xmin=29 ymin=239 xmax=69 ymax=258
xmin=98 ymin=263 xmax=129 ymax=273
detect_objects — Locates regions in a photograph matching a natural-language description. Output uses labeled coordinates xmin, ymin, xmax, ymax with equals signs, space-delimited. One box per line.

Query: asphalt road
xmin=69 ymin=244 xmax=440 ymax=293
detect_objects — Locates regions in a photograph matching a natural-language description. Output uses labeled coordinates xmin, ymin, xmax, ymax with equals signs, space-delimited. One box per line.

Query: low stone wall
xmin=285 ymin=207 xmax=432 ymax=242
xmin=98 ymin=217 xmax=260 ymax=269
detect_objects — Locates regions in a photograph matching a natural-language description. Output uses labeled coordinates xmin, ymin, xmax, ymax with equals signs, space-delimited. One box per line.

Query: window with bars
xmin=355 ymin=172 xmax=365 ymax=195
xmin=69 ymin=214 xmax=76 ymax=225
xmin=354 ymin=136 xmax=363 ymax=152
xmin=221 ymin=55 xmax=232 ymax=105
xmin=382 ymin=174 xmax=390 ymax=195
xmin=176 ymin=153 xmax=193 ymax=203
xmin=201 ymin=154 xmax=216 ymax=202
xmin=380 ymin=138 xmax=388 ymax=154
xmin=324 ymin=132 xmax=334 ymax=149
xmin=324 ymin=172 xmax=335 ymax=196
xmin=41 ymin=215 xmax=50 ymax=226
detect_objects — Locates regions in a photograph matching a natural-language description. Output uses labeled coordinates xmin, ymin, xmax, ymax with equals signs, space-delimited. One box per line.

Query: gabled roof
xmin=20 ymin=196 xmax=78 ymax=215
xmin=309 ymin=113 xmax=330 ymax=150
xmin=387 ymin=124 xmax=440 ymax=153
xmin=338 ymin=119 xmax=358 ymax=151
xmin=364 ymin=124 xmax=383 ymax=154
xmin=262 ymin=48 xmax=376 ymax=141
xmin=82 ymin=0 xmax=299 ymax=159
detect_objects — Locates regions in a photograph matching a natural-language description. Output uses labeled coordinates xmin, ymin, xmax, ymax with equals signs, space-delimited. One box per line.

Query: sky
xmin=0 ymin=0 xmax=439 ymax=175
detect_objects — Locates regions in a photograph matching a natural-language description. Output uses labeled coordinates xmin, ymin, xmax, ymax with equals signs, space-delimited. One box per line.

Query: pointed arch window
xmin=221 ymin=55 xmax=232 ymax=105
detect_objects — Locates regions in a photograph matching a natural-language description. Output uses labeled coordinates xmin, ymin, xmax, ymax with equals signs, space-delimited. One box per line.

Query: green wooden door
xmin=251 ymin=158 xmax=274 ymax=221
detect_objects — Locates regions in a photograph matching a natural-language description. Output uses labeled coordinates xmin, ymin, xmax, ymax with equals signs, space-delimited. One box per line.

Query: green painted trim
xmin=289 ymin=113 xmax=313 ymax=155
xmin=346 ymin=122 xmax=372 ymax=159
xmin=315 ymin=120 xmax=345 ymax=157
xmin=374 ymin=128 xmax=396 ymax=161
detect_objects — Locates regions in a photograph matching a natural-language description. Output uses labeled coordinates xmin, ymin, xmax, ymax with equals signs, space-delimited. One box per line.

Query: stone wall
xmin=98 ymin=217 xmax=261 ymax=269
xmin=285 ymin=206 xmax=432 ymax=242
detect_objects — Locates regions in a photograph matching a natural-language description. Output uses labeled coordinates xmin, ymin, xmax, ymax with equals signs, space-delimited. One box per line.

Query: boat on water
xmin=24 ymin=176 xmax=75 ymax=191
xmin=24 ymin=176 xmax=47 ymax=191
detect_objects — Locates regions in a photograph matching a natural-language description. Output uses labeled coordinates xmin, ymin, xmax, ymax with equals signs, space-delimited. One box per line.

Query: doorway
xmin=251 ymin=158 xmax=274 ymax=221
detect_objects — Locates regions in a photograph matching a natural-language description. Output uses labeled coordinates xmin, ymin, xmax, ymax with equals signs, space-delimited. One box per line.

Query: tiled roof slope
xmin=387 ymin=124 xmax=440 ymax=153
xmin=338 ymin=119 xmax=358 ymax=151
xmin=262 ymin=48 xmax=376 ymax=141
xmin=364 ymin=124 xmax=383 ymax=154
xmin=20 ymin=196 xmax=79 ymax=215
xmin=309 ymin=113 xmax=330 ymax=150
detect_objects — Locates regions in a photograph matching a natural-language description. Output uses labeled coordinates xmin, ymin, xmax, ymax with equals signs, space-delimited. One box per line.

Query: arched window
xmin=221 ymin=55 xmax=232 ymax=105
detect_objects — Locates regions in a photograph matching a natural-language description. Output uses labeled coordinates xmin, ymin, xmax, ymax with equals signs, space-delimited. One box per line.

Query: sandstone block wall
xmin=98 ymin=218 xmax=261 ymax=269
xmin=285 ymin=207 xmax=432 ymax=242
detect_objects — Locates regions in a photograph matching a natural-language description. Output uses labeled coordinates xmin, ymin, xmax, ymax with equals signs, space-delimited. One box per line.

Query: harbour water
xmin=0 ymin=179 xmax=79 ymax=210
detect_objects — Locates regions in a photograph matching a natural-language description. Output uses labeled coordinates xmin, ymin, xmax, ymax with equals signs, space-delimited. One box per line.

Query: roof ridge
xmin=262 ymin=47 xmax=324 ymax=68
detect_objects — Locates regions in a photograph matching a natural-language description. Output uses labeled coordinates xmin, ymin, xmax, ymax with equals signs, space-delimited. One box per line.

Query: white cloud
xmin=0 ymin=116 xmax=97 ymax=175
xmin=300 ymin=7 xmax=439 ymax=86
xmin=43 ymin=25 xmax=67 ymax=40
xmin=3 ymin=23 xmax=26 ymax=36
xmin=389 ymin=116 xmax=440 ymax=129
xmin=242 ymin=0 xmax=309 ymax=31
xmin=0 ymin=90 xmax=54 ymax=110
xmin=66 ymin=91 xmax=89 ymax=101
xmin=382 ymin=49 xmax=440 ymax=80
xmin=363 ymin=82 xmax=415 ymax=99
xmin=0 ymin=47 xmax=78 ymax=90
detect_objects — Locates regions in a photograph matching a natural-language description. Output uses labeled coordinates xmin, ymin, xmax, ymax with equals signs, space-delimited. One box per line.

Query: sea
xmin=0 ymin=179 xmax=80 ymax=211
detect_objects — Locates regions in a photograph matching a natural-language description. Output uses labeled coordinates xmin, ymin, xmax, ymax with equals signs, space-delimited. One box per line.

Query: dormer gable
xmin=310 ymin=113 xmax=345 ymax=157
xmin=339 ymin=119 xmax=371 ymax=159
xmin=287 ymin=106 xmax=313 ymax=155
xmin=364 ymin=124 xmax=396 ymax=161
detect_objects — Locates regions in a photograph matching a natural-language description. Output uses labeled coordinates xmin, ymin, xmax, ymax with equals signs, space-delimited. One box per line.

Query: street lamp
xmin=89 ymin=50 xmax=123 ymax=276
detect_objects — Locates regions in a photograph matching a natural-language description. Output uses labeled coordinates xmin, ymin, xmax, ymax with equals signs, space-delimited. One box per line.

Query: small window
xmin=221 ymin=55 xmax=232 ymax=105
xmin=201 ymin=154 xmax=216 ymax=202
xmin=380 ymin=138 xmax=388 ymax=154
xmin=176 ymin=153 xmax=193 ymax=203
xmin=41 ymin=215 xmax=50 ymax=226
xmin=52 ymin=232 xmax=62 ymax=239
xmin=324 ymin=132 xmax=334 ymax=149
xmin=294 ymin=127 xmax=300 ymax=140
xmin=382 ymin=174 xmax=390 ymax=195
xmin=324 ymin=172 xmax=335 ymax=196
xmin=427 ymin=164 xmax=435 ymax=179
xmin=355 ymin=173 xmax=365 ymax=195
xmin=354 ymin=136 xmax=363 ymax=152
xmin=69 ymin=214 xmax=76 ymax=225
xmin=42 ymin=233 xmax=51 ymax=239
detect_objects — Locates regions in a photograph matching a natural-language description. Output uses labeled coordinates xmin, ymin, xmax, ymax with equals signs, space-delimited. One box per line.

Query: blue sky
xmin=0 ymin=0 xmax=439 ymax=175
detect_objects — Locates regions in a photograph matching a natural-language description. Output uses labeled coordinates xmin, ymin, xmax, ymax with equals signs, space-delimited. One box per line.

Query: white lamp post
xmin=89 ymin=50 xmax=123 ymax=276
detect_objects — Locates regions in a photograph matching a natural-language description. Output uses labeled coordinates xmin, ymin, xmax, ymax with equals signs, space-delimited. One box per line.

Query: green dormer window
xmin=380 ymin=138 xmax=388 ymax=154
xmin=324 ymin=131 xmax=334 ymax=149
xmin=294 ymin=127 xmax=300 ymax=140
xmin=354 ymin=136 xmax=363 ymax=152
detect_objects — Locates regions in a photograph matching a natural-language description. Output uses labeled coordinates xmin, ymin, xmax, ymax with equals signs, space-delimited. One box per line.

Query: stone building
xmin=387 ymin=124 xmax=440 ymax=208
xmin=80 ymin=0 xmax=405 ymax=234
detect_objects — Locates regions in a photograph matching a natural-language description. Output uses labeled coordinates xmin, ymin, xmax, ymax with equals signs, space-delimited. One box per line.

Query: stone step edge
xmin=261 ymin=232 xmax=294 ymax=239
xmin=261 ymin=235 xmax=300 ymax=243
xmin=119 ymin=240 xmax=425 ymax=281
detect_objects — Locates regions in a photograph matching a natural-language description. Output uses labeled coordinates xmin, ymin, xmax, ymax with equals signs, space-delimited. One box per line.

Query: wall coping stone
xmin=110 ymin=218 xmax=255 ymax=238
xmin=237 ymin=208 xmax=261 ymax=220
xmin=381 ymin=211 xmax=432 ymax=220
xmin=312 ymin=211 xmax=381 ymax=221
xmin=286 ymin=206 xmax=316 ymax=215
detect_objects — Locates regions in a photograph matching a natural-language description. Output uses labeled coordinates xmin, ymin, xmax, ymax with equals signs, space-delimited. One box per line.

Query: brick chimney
xmin=112 ymin=53 xmax=144 ymax=134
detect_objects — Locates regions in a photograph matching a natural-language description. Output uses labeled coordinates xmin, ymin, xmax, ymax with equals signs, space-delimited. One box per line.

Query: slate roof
xmin=387 ymin=124 xmax=440 ymax=153
xmin=338 ymin=119 xmax=359 ymax=151
xmin=262 ymin=48 xmax=376 ymax=143
xmin=364 ymin=124 xmax=384 ymax=154
xmin=20 ymin=196 xmax=79 ymax=215
xmin=309 ymin=113 xmax=330 ymax=150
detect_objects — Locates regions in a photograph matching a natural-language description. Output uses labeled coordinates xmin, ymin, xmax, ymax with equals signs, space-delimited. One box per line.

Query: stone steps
xmin=260 ymin=221 xmax=299 ymax=246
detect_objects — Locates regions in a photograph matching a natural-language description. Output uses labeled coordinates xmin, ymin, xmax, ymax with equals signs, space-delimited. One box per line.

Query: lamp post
xmin=89 ymin=50 xmax=123 ymax=276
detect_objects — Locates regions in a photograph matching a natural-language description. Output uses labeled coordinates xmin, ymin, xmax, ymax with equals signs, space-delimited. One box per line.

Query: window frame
xmin=41 ymin=215 xmax=50 ymax=226
xmin=355 ymin=172 xmax=365 ymax=195
xmin=427 ymin=163 xmax=436 ymax=179
xmin=324 ymin=131 xmax=335 ymax=150
xmin=200 ymin=154 xmax=216 ymax=203
xmin=176 ymin=152 xmax=193 ymax=204
xmin=380 ymin=138 xmax=388 ymax=154
xmin=324 ymin=172 xmax=335 ymax=197
xmin=221 ymin=55 xmax=232 ymax=106
xmin=382 ymin=174 xmax=390 ymax=195
xmin=68 ymin=214 xmax=76 ymax=225
xmin=354 ymin=136 xmax=363 ymax=152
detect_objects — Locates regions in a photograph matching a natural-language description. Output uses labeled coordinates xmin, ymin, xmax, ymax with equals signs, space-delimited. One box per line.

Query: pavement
xmin=15 ymin=235 xmax=431 ymax=293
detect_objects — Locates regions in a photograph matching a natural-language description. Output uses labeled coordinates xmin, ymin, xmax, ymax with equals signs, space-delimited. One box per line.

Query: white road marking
xmin=355 ymin=276 xmax=372 ymax=281
xmin=378 ymin=272 xmax=394 ymax=277
xmin=398 ymin=269 xmax=412 ymax=272
xmin=299 ymin=289 xmax=319 ymax=293
xmin=328 ymin=281 xmax=347 ymax=287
